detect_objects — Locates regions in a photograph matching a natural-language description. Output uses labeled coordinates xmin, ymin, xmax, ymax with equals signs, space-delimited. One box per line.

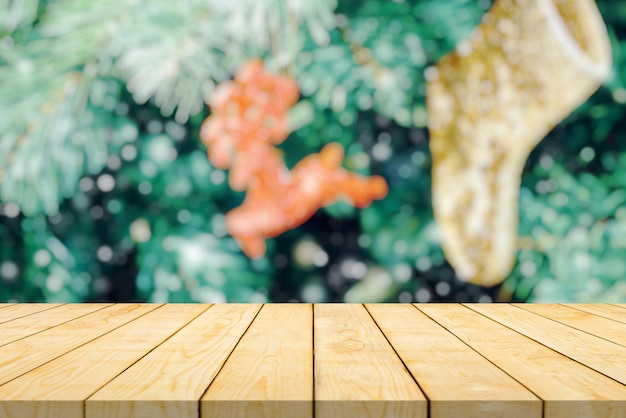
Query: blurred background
xmin=0 ymin=0 xmax=625 ymax=304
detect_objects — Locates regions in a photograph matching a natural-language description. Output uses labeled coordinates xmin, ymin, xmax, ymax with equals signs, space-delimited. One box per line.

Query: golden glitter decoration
xmin=426 ymin=0 xmax=612 ymax=286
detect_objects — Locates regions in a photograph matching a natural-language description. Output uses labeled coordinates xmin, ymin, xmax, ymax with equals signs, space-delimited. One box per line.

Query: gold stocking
xmin=426 ymin=0 xmax=612 ymax=286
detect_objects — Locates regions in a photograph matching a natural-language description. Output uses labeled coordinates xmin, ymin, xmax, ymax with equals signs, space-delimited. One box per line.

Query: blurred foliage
xmin=0 ymin=0 xmax=624 ymax=303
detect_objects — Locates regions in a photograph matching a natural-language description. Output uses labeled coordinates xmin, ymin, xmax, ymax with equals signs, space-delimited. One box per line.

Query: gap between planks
xmin=1 ymin=304 xmax=626 ymax=418
xmin=466 ymin=303 xmax=626 ymax=387
xmin=0 ymin=303 xmax=67 ymax=325
xmin=422 ymin=304 xmax=626 ymax=418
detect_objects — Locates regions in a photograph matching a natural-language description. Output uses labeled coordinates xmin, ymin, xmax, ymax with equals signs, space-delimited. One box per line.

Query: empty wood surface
xmin=517 ymin=303 xmax=626 ymax=347
xmin=0 ymin=303 xmax=159 ymax=387
xmin=467 ymin=303 xmax=626 ymax=387
xmin=88 ymin=304 xmax=260 ymax=418
xmin=367 ymin=304 xmax=539 ymax=418
xmin=0 ymin=304 xmax=206 ymax=418
xmin=314 ymin=304 xmax=427 ymax=418
xmin=0 ymin=303 xmax=625 ymax=418
xmin=420 ymin=303 xmax=626 ymax=418
xmin=563 ymin=303 xmax=626 ymax=323
xmin=202 ymin=304 xmax=312 ymax=418
xmin=0 ymin=303 xmax=111 ymax=347
xmin=0 ymin=303 xmax=64 ymax=324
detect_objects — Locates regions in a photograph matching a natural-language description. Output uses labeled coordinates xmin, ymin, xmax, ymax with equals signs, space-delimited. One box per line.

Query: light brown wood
xmin=367 ymin=304 xmax=540 ymax=418
xmin=87 ymin=304 xmax=260 ymax=418
xmin=420 ymin=304 xmax=626 ymax=418
xmin=314 ymin=304 xmax=427 ymax=418
xmin=0 ymin=303 xmax=159 ymax=386
xmin=564 ymin=303 xmax=626 ymax=323
xmin=467 ymin=303 xmax=626 ymax=386
xmin=0 ymin=304 xmax=207 ymax=418
xmin=517 ymin=303 xmax=626 ymax=347
xmin=0 ymin=303 xmax=624 ymax=418
xmin=0 ymin=303 xmax=64 ymax=324
xmin=0 ymin=303 xmax=111 ymax=347
xmin=202 ymin=304 xmax=312 ymax=418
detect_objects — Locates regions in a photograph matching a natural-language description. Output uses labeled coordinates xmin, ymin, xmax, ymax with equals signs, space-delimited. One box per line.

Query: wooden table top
xmin=0 ymin=303 xmax=625 ymax=418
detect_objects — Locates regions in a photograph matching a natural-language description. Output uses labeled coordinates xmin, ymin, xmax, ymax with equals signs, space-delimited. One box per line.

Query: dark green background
xmin=1 ymin=0 xmax=625 ymax=303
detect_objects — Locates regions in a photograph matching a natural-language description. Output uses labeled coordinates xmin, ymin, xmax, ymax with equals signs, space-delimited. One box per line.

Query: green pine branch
xmin=0 ymin=0 xmax=338 ymax=216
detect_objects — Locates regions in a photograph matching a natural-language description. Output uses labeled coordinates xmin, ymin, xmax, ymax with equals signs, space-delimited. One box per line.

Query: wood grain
xmin=0 ymin=303 xmax=110 ymax=347
xmin=0 ymin=303 xmax=624 ymax=418
xmin=0 ymin=303 xmax=159 ymax=386
xmin=0 ymin=304 xmax=206 ymax=418
xmin=467 ymin=303 xmax=626 ymax=386
xmin=87 ymin=304 xmax=261 ymax=418
xmin=420 ymin=304 xmax=626 ymax=418
xmin=368 ymin=304 xmax=540 ymax=418
xmin=202 ymin=304 xmax=312 ymax=418
xmin=517 ymin=303 xmax=626 ymax=347
xmin=564 ymin=303 xmax=626 ymax=323
xmin=314 ymin=304 xmax=426 ymax=418
xmin=0 ymin=303 xmax=64 ymax=324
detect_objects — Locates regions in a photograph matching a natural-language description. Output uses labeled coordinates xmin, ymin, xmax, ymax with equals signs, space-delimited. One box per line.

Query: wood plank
xmin=0 ymin=304 xmax=208 ymax=418
xmin=467 ymin=303 xmax=626 ymax=386
xmin=201 ymin=304 xmax=312 ymax=418
xmin=0 ymin=303 xmax=16 ymax=309
xmin=87 ymin=304 xmax=261 ymax=418
xmin=0 ymin=304 xmax=64 ymax=324
xmin=0 ymin=303 xmax=159 ymax=387
xmin=419 ymin=304 xmax=626 ymax=418
xmin=0 ymin=303 xmax=111 ymax=347
xmin=563 ymin=303 xmax=626 ymax=323
xmin=314 ymin=304 xmax=426 ymax=418
xmin=518 ymin=304 xmax=626 ymax=347
xmin=367 ymin=304 xmax=540 ymax=418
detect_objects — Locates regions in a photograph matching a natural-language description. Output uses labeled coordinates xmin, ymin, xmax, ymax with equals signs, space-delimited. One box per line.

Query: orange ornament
xmin=200 ymin=60 xmax=388 ymax=258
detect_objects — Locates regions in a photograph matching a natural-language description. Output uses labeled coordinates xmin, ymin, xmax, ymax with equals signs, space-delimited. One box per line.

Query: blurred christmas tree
xmin=0 ymin=0 xmax=625 ymax=303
